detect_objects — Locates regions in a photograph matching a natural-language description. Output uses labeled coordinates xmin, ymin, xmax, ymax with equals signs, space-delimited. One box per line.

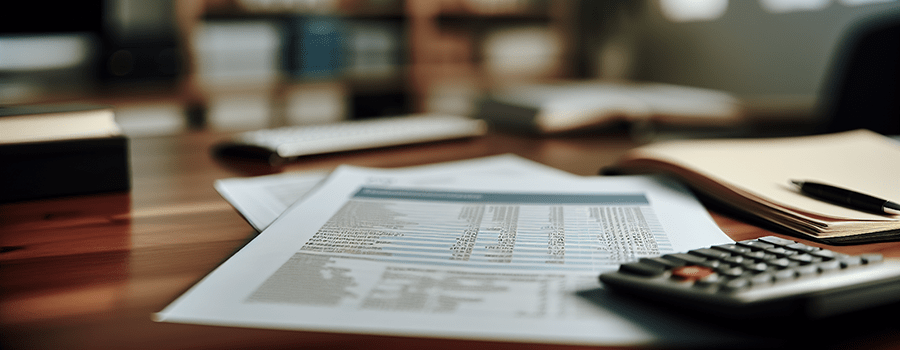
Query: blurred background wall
xmin=617 ymin=0 xmax=900 ymax=122
xmin=2 ymin=0 xmax=898 ymax=135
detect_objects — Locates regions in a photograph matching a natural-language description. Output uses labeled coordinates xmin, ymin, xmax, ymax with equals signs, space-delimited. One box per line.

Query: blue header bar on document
xmin=353 ymin=187 xmax=649 ymax=205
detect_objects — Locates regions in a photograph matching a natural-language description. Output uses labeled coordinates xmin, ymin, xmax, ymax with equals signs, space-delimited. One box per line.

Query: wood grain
xmin=2 ymin=130 xmax=898 ymax=349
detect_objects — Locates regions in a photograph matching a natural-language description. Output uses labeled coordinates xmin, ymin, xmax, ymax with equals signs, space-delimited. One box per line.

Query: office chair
xmin=817 ymin=10 xmax=900 ymax=135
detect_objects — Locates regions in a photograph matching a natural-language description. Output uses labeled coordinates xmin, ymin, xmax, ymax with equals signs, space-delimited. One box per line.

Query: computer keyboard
xmin=599 ymin=236 xmax=900 ymax=320
xmin=217 ymin=114 xmax=487 ymax=161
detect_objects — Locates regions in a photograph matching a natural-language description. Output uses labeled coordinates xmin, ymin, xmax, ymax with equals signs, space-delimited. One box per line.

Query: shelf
xmin=201 ymin=11 xmax=406 ymax=21
xmin=200 ymin=0 xmax=405 ymax=19
xmin=181 ymin=0 xmax=576 ymax=118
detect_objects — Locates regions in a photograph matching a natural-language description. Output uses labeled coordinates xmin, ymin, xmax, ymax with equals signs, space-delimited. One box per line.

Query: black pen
xmin=791 ymin=180 xmax=900 ymax=215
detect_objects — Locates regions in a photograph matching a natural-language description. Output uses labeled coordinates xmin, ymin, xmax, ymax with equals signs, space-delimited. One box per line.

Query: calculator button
xmin=718 ymin=266 xmax=746 ymax=278
xmin=694 ymin=273 xmax=724 ymax=288
xmin=758 ymin=236 xmax=796 ymax=246
xmin=640 ymin=257 xmax=684 ymax=269
xmin=795 ymin=265 xmax=819 ymax=277
xmin=699 ymin=259 xmax=723 ymax=269
xmin=712 ymin=244 xmax=750 ymax=255
xmin=768 ymin=258 xmax=793 ymax=269
xmin=737 ymin=240 xmax=776 ymax=250
xmin=860 ymin=254 xmax=884 ymax=264
xmin=619 ymin=261 xmax=666 ymax=277
xmin=764 ymin=247 xmax=792 ymax=257
xmin=750 ymin=273 xmax=774 ymax=285
xmin=671 ymin=266 xmax=716 ymax=281
xmin=689 ymin=248 xmax=730 ymax=260
xmin=788 ymin=254 xmax=815 ymax=264
xmin=817 ymin=260 xmax=841 ymax=273
xmin=774 ymin=269 xmax=797 ymax=281
xmin=723 ymin=255 xmax=745 ymax=265
xmin=746 ymin=262 xmax=771 ymax=273
xmin=840 ymin=256 xmax=863 ymax=268
xmin=787 ymin=242 xmax=820 ymax=253
xmin=720 ymin=278 xmax=751 ymax=292
xmin=742 ymin=251 xmax=769 ymax=260
xmin=811 ymin=249 xmax=842 ymax=260
xmin=663 ymin=253 xmax=707 ymax=266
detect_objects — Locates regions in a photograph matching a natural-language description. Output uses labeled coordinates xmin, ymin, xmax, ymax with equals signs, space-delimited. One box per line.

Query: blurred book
xmin=207 ymin=90 xmax=275 ymax=130
xmin=192 ymin=20 xmax=283 ymax=86
xmin=113 ymin=102 xmax=188 ymax=136
xmin=285 ymin=16 xmax=344 ymax=79
xmin=283 ymin=82 xmax=348 ymax=125
xmin=482 ymin=26 xmax=562 ymax=81
xmin=0 ymin=105 xmax=121 ymax=144
xmin=237 ymin=0 xmax=340 ymax=13
xmin=0 ymin=104 xmax=129 ymax=202
xmin=475 ymin=81 xmax=744 ymax=134
xmin=605 ymin=129 xmax=900 ymax=244
xmin=344 ymin=20 xmax=402 ymax=79
xmin=192 ymin=20 xmax=283 ymax=129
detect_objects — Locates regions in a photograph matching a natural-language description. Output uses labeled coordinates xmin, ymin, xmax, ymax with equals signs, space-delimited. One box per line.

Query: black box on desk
xmin=0 ymin=105 xmax=130 ymax=203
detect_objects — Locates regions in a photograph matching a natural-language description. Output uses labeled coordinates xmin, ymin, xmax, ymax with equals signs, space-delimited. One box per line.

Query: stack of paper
xmin=611 ymin=130 xmax=900 ymax=244
xmin=156 ymin=154 xmax=746 ymax=347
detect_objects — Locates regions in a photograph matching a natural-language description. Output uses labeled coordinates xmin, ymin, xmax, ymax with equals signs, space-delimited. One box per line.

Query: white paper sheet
xmin=214 ymin=154 xmax=578 ymax=231
xmin=159 ymin=165 xmax=740 ymax=346
xmin=215 ymin=170 xmax=331 ymax=232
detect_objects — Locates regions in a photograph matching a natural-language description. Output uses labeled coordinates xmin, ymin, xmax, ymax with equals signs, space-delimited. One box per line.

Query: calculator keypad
xmin=599 ymin=236 xmax=900 ymax=319
xmin=612 ymin=236 xmax=880 ymax=294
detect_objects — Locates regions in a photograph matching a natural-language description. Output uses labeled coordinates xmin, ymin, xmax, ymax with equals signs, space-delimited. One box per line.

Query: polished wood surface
xmin=3 ymin=130 xmax=900 ymax=349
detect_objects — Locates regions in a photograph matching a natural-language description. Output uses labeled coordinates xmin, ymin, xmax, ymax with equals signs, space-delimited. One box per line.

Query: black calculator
xmin=599 ymin=236 xmax=900 ymax=319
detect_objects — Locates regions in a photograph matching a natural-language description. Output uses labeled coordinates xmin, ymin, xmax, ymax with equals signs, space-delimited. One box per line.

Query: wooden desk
xmin=3 ymin=130 xmax=900 ymax=349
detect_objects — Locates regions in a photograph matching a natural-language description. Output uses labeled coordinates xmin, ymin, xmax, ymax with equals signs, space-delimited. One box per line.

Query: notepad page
xmin=625 ymin=130 xmax=900 ymax=224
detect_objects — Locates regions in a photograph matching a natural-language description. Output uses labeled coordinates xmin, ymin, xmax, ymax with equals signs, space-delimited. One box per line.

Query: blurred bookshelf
xmin=186 ymin=0 xmax=578 ymax=129
xmin=0 ymin=0 xmax=578 ymax=136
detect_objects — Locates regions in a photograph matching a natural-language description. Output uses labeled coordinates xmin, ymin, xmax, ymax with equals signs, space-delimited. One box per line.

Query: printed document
xmin=214 ymin=154 xmax=577 ymax=231
xmin=157 ymin=164 xmax=737 ymax=346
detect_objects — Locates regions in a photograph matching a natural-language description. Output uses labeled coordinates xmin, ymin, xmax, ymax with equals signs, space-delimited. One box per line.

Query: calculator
xmin=599 ymin=236 xmax=900 ymax=319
